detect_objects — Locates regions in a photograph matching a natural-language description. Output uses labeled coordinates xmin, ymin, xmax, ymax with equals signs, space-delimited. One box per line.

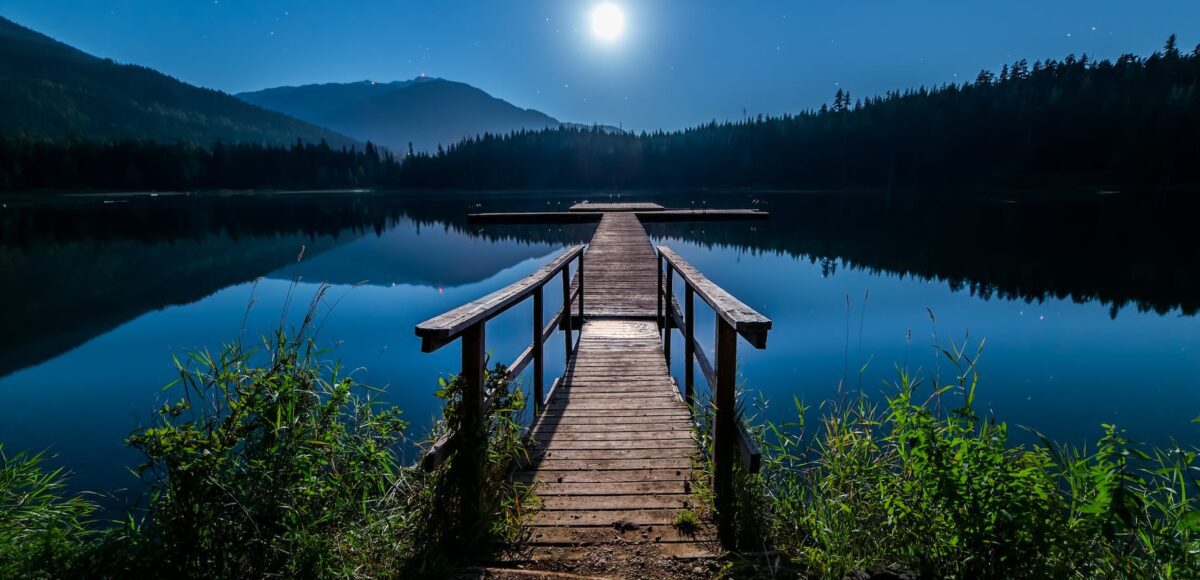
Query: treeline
xmin=2 ymin=37 xmax=1198 ymax=193
xmin=0 ymin=138 xmax=403 ymax=191
xmin=401 ymin=36 xmax=1200 ymax=192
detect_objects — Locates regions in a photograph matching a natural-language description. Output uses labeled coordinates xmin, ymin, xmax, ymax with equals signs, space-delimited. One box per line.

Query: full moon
xmin=591 ymin=3 xmax=625 ymax=42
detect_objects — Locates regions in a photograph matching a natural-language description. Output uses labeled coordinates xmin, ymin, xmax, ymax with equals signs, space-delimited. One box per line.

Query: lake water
xmin=1 ymin=190 xmax=1197 ymax=509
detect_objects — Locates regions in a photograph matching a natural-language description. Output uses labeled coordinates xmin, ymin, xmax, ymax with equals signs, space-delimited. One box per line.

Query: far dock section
xmin=577 ymin=213 xmax=659 ymax=319
xmin=469 ymin=205 xmax=768 ymax=225
xmin=568 ymin=201 xmax=664 ymax=212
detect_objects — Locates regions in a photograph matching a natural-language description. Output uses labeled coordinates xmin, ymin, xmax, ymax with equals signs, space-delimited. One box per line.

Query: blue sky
xmin=2 ymin=1 xmax=1196 ymax=131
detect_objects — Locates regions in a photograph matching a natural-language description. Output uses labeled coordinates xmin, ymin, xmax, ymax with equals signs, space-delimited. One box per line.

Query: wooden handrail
xmin=658 ymin=246 xmax=771 ymax=348
xmin=656 ymin=245 xmax=770 ymax=543
xmin=667 ymin=297 xmax=762 ymax=473
xmin=414 ymin=245 xmax=585 ymax=475
xmin=416 ymin=244 xmax=585 ymax=352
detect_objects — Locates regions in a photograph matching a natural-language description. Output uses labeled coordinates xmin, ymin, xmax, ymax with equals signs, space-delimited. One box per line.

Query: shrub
xmin=125 ymin=302 xmax=412 ymax=577
xmin=718 ymin=341 xmax=1200 ymax=579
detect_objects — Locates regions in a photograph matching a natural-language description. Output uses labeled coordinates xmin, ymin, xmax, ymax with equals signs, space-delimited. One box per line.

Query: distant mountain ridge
xmin=238 ymin=77 xmax=566 ymax=152
xmin=0 ymin=16 xmax=356 ymax=147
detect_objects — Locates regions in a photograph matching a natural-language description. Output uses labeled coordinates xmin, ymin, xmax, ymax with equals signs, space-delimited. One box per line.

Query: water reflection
xmin=0 ymin=189 xmax=1196 ymax=502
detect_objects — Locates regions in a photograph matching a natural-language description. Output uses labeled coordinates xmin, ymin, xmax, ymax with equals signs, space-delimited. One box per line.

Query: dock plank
xmin=576 ymin=214 xmax=660 ymax=320
xmin=495 ymin=211 xmax=731 ymax=572
xmin=569 ymin=201 xmax=664 ymax=212
xmin=515 ymin=319 xmax=713 ymax=561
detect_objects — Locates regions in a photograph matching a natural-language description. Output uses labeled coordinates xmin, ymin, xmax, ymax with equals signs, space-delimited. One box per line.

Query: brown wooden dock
xmin=575 ymin=213 xmax=659 ymax=319
xmin=569 ymin=201 xmax=665 ymax=212
xmin=415 ymin=204 xmax=771 ymax=575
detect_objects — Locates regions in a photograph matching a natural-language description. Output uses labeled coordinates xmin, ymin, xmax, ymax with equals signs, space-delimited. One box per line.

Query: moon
xmin=591 ymin=3 xmax=625 ymax=42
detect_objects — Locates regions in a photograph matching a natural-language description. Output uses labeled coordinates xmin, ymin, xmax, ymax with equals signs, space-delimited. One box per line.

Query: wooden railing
xmin=414 ymin=244 xmax=585 ymax=472
xmin=657 ymin=246 xmax=772 ymax=542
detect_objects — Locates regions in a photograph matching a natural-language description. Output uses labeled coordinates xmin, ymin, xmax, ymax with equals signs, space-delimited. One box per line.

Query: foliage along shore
xmin=1 ymin=291 xmax=536 ymax=579
xmin=700 ymin=339 xmax=1200 ymax=579
xmin=3 ymin=312 xmax=1200 ymax=577
xmin=2 ymin=37 xmax=1200 ymax=195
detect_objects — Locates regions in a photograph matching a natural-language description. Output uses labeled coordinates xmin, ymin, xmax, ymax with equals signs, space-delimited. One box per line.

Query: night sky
xmin=2 ymin=1 xmax=1197 ymax=131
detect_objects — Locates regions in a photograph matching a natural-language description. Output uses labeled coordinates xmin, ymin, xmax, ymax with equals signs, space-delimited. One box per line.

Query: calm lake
xmin=1 ymin=190 xmax=1198 ymax=508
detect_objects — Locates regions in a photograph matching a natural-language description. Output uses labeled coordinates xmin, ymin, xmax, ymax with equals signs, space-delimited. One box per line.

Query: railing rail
xmin=656 ymin=245 xmax=772 ymax=544
xmin=415 ymin=244 xmax=585 ymax=472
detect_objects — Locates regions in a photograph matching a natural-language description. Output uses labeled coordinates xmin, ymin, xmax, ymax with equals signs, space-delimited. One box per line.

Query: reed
xmin=0 ymin=287 xmax=536 ymax=578
xmin=707 ymin=340 xmax=1200 ymax=578
xmin=0 ymin=446 xmax=97 ymax=578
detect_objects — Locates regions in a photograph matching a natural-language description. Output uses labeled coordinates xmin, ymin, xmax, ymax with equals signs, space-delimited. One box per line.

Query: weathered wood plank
xmin=534 ymin=481 xmax=689 ymax=496
xmin=658 ymin=245 xmax=772 ymax=348
xmin=516 ymin=469 xmax=693 ymax=484
xmin=532 ymin=509 xmax=692 ymax=527
xmin=535 ymin=448 xmax=696 ymax=461
xmin=415 ymin=245 xmax=583 ymax=347
xmin=523 ymin=543 xmax=717 ymax=561
xmin=569 ymin=201 xmax=665 ymax=212
xmin=532 ymin=458 xmax=693 ymax=471
xmin=579 ymin=215 xmax=659 ymax=320
xmin=538 ymin=493 xmax=694 ymax=511
xmin=528 ymin=525 xmax=715 ymax=545
xmin=467 ymin=208 xmax=767 ymax=224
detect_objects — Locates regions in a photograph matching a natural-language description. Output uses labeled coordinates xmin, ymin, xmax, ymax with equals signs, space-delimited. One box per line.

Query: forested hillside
xmin=0 ymin=16 xmax=355 ymax=147
xmin=239 ymin=77 xmax=561 ymax=153
xmin=399 ymin=37 xmax=1200 ymax=192
xmin=3 ymin=35 xmax=1197 ymax=193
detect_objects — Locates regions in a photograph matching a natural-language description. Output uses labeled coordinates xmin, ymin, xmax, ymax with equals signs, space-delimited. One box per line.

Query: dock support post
xmin=457 ymin=322 xmax=486 ymax=534
xmin=656 ymin=253 xmax=663 ymax=330
xmin=714 ymin=316 xmax=737 ymax=546
xmin=684 ymin=285 xmax=695 ymax=407
xmin=664 ymin=264 xmax=673 ymax=364
xmin=561 ymin=268 xmax=573 ymax=361
xmin=533 ymin=287 xmax=544 ymax=413
xmin=577 ymin=253 xmax=584 ymax=323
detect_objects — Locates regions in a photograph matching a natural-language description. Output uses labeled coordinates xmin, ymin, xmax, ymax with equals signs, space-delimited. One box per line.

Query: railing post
xmin=684 ymin=284 xmax=695 ymax=407
xmin=577 ymin=253 xmax=584 ymax=322
xmin=533 ymin=286 xmax=544 ymax=414
xmin=664 ymin=263 xmax=673 ymax=364
xmin=561 ymin=267 xmax=573 ymax=361
xmin=656 ymin=252 xmax=663 ymax=330
xmin=457 ymin=321 xmax=486 ymax=532
xmin=713 ymin=315 xmax=737 ymax=545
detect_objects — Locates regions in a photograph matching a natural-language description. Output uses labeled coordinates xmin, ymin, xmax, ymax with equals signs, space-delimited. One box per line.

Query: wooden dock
xmin=468 ymin=208 xmax=768 ymax=225
xmin=415 ymin=204 xmax=771 ymax=574
xmin=517 ymin=318 xmax=715 ymax=561
xmin=575 ymin=213 xmax=659 ymax=319
xmin=569 ymin=201 xmax=665 ymax=212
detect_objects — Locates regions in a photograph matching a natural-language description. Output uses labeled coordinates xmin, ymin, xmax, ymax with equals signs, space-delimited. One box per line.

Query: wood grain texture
xmin=415 ymin=245 xmax=583 ymax=344
xmin=568 ymin=201 xmax=665 ymax=212
xmin=514 ymin=319 xmax=715 ymax=561
xmin=574 ymin=214 xmax=660 ymax=319
xmin=659 ymin=245 xmax=771 ymax=348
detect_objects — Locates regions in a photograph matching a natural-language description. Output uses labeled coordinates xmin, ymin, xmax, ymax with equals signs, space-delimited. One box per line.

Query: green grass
xmin=674 ymin=509 xmax=701 ymax=534
xmin=0 ymin=286 xmax=537 ymax=578
xmin=708 ymin=339 xmax=1200 ymax=579
xmin=0 ymin=446 xmax=98 ymax=579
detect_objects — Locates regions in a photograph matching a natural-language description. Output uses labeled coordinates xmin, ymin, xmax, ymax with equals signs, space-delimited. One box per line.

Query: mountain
xmin=0 ymin=16 xmax=356 ymax=147
xmin=238 ymin=77 xmax=562 ymax=152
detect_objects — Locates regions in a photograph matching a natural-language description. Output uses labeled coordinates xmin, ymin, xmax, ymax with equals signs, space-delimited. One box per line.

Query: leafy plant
xmin=706 ymin=339 xmax=1200 ymax=579
xmin=125 ymin=289 xmax=412 ymax=578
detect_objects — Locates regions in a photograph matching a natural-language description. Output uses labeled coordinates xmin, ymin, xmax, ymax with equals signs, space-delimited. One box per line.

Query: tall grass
xmin=0 ymin=446 xmax=97 ymax=578
xmin=713 ymin=340 xmax=1200 ymax=578
xmin=123 ymin=290 xmax=414 ymax=577
xmin=0 ymin=286 xmax=537 ymax=578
